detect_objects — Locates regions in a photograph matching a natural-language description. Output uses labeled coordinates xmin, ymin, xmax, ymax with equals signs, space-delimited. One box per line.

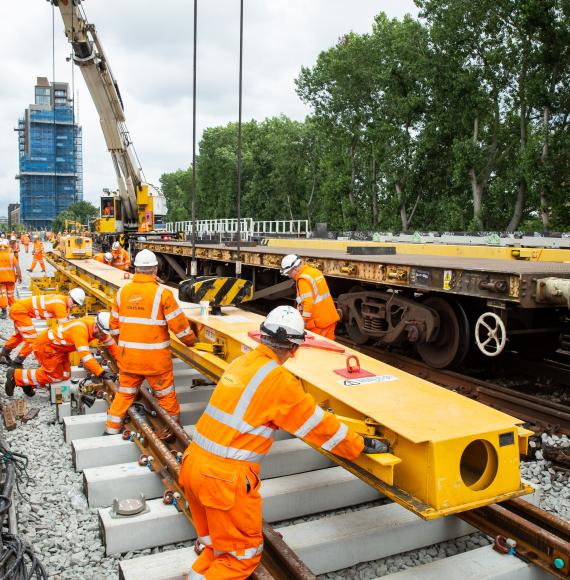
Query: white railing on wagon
xmin=165 ymin=218 xmax=309 ymax=239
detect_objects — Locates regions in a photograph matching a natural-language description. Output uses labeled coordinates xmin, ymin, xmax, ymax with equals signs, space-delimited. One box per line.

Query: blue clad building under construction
xmin=16 ymin=76 xmax=83 ymax=229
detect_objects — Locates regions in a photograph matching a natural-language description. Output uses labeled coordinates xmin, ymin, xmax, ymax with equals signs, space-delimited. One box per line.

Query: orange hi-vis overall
xmin=105 ymin=273 xmax=196 ymax=434
xmin=111 ymin=247 xmax=130 ymax=271
xmin=179 ymin=344 xmax=363 ymax=579
xmin=15 ymin=317 xmax=118 ymax=388
xmin=5 ymin=294 xmax=71 ymax=360
xmin=21 ymin=234 xmax=30 ymax=253
xmin=93 ymin=253 xmax=111 ymax=265
xmin=30 ymin=240 xmax=45 ymax=272
xmin=0 ymin=249 xmax=17 ymax=309
xmin=293 ymin=264 xmax=340 ymax=340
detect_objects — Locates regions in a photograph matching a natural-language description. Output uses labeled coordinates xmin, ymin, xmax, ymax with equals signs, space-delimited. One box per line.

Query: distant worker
xmin=9 ymin=236 xmax=19 ymax=259
xmin=111 ymin=241 xmax=130 ymax=271
xmin=0 ymin=240 xmax=21 ymax=319
xmin=4 ymin=313 xmax=118 ymax=398
xmin=93 ymin=252 xmax=113 ymax=265
xmin=178 ymin=306 xmax=383 ymax=579
xmin=104 ymin=249 xmax=197 ymax=434
xmin=46 ymin=231 xmax=54 ymax=243
xmin=0 ymin=288 xmax=86 ymax=368
xmin=57 ymin=232 xmax=62 ymax=244
xmin=28 ymin=235 xmax=46 ymax=273
xmin=103 ymin=203 xmax=113 ymax=217
xmin=280 ymin=254 xmax=340 ymax=340
xmin=139 ymin=220 xmax=149 ymax=233
xmin=21 ymin=233 xmax=30 ymax=254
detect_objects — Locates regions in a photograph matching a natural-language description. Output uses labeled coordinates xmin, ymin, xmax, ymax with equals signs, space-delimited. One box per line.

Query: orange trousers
xmin=5 ymin=313 xmax=38 ymax=359
xmin=179 ymin=444 xmax=263 ymax=579
xmin=0 ymin=283 xmax=15 ymax=308
xmin=15 ymin=344 xmax=71 ymax=387
xmin=311 ymin=322 xmax=337 ymax=341
xmin=30 ymin=257 xmax=46 ymax=272
xmin=105 ymin=369 xmax=179 ymax=434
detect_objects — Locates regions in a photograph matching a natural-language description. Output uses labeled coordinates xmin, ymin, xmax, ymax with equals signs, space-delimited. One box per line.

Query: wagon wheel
xmin=343 ymin=285 xmax=370 ymax=345
xmin=417 ymin=296 xmax=470 ymax=369
xmin=475 ymin=312 xmax=507 ymax=357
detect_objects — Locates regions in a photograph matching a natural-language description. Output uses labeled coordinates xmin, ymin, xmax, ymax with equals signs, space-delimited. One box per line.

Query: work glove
xmin=363 ymin=437 xmax=389 ymax=454
xmin=98 ymin=370 xmax=116 ymax=382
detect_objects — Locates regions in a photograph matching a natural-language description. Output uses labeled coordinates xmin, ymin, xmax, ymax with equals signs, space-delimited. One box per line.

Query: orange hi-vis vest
xmin=110 ymin=273 xmax=195 ymax=375
xmin=112 ymin=248 xmax=130 ymax=271
xmin=294 ymin=264 xmax=339 ymax=330
xmin=37 ymin=317 xmax=117 ymax=377
xmin=191 ymin=344 xmax=363 ymax=465
xmin=0 ymin=250 xmax=16 ymax=283
xmin=11 ymin=294 xmax=70 ymax=323
xmin=33 ymin=240 xmax=44 ymax=257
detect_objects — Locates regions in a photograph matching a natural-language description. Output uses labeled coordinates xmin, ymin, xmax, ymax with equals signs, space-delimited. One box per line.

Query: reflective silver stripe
xmin=204 ymin=404 xmax=275 ymax=439
xmin=176 ymin=328 xmax=191 ymax=339
xmin=294 ymin=405 xmax=325 ymax=438
xmin=233 ymin=360 xmax=278 ymax=418
xmin=106 ymin=414 xmax=123 ymax=423
xmin=76 ymin=346 xmax=90 ymax=352
xmin=102 ymin=336 xmax=114 ymax=345
xmin=198 ymin=535 xmax=212 ymax=546
xmin=81 ymin=354 xmax=95 ymax=363
xmin=187 ymin=570 xmax=206 ymax=580
xmin=118 ymin=386 xmax=138 ymax=394
xmin=322 ymin=423 xmax=348 ymax=452
xmin=153 ymin=384 xmax=175 ymax=397
xmin=314 ymin=291 xmax=331 ymax=304
xmin=118 ymin=340 xmax=170 ymax=350
xmin=28 ymin=369 xmax=38 ymax=385
xmin=164 ymin=308 xmax=183 ymax=321
xmin=213 ymin=544 xmax=263 ymax=560
xmin=21 ymin=333 xmax=38 ymax=339
xmin=299 ymin=273 xmax=319 ymax=298
xmin=115 ymin=286 xmax=124 ymax=308
xmin=298 ymin=292 xmax=312 ymax=300
xmin=110 ymin=329 xmax=120 ymax=336
xmin=151 ymin=286 xmax=165 ymax=320
xmin=118 ymin=316 xmax=167 ymax=326
xmin=105 ymin=427 xmax=121 ymax=435
xmin=17 ymin=325 xmax=35 ymax=331
xmin=111 ymin=309 xmax=119 ymax=319
xmin=192 ymin=432 xmax=264 ymax=463
xmin=47 ymin=330 xmax=55 ymax=341
xmin=299 ymin=273 xmax=330 ymax=304
xmin=40 ymin=295 xmax=46 ymax=311
xmin=302 ymin=311 xmax=312 ymax=318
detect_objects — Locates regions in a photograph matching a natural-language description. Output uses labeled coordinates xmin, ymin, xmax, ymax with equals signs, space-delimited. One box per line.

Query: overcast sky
xmin=0 ymin=0 xmax=418 ymax=218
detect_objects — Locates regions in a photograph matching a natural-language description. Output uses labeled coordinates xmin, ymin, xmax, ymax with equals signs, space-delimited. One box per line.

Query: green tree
xmin=52 ymin=201 xmax=98 ymax=232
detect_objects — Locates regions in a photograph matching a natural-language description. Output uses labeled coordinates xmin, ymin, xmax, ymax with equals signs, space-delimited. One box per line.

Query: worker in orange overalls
xmin=28 ymin=235 xmax=46 ymax=273
xmin=104 ymin=249 xmax=196 ymax=434
xmin=93 ymin=252 xmax=113 ymax=266
xmin=179 ymin=306 xmax=383 ymax=579
xmin=0 ymin=240 xmax=21 ymax=319
xmin=280 ymin=254 xmax=340 ymax=340
xmin=0 ymin=288 xmax=86 ymax=368
xmin=4 ymin=312 xmax=118 ymax=398
xmin=21 ymin=233 xmax=30 ymax=254
xmin=110 ymin=241 xmax=130 ymax=271
xmin=9 ymin=236 xmax=20 ymax=260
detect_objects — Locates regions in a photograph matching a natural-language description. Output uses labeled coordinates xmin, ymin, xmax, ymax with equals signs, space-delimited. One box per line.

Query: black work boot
xmin=22 ymin=384 xmax=36 ymax=398
xmin=0 ymin=309 xmax=6 ymax=319
xmin=0 ymin=347 xmax=12 ymax=366
xmin=10 ymin=356 xmax=25 ymax=369
xmin=4 ymin=368 xmax=16 ymax=397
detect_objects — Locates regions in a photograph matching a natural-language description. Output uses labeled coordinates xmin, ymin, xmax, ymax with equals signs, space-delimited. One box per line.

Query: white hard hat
xmin=0 ymin=239 xmax=8 ymax=247
xmin=134 ymin=249 xmax=158 ymax=267
xmin=10 ymin=236 xmax=16 ymax=241
xmin=69 ymin=288 xmax=86 ymax=306
xmin=33 ymin=234 xmax=39 ymax=239
xmin=104 ymin=252 xmax=113 ymax=263
xmin=112 ymin=241 xmax=121 ymax=251
xmin=260 ymin=305 xmax=306 ymax=345
xmin=95 ymin=311 xmax=111 ymax=333
xmin=280 ymin=254 xmax=301 ymax=276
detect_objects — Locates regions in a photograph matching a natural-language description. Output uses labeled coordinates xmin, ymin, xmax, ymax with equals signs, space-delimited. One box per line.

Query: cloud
xmin=0 ymin=0 xmax=418 ymax=218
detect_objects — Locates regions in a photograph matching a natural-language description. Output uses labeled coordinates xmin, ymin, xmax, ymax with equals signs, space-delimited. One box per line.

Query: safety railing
xmin=164 ymin=218 xmax=309 ymax=239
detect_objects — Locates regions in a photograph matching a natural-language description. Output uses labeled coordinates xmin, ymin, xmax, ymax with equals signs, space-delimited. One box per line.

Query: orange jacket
xmin=0 ymin=249 xmax=17 ymax=283
xmin=110 ymin=273 xmax=196 ymax=375
xmin=33 ymin=240 xmax=44 ymax=258
xmin=93 ymin=253 xmax=111 ymax=265
xmin=293 ymin=264 xmax=339 ymax=330
xmin=191 ymin=344 xmax=363 ymax=464
xmin=111 ymin=247 xmax=130 ymax=271
xmin=35 ymin=316 xmax=118 ymax=377
xmin=11 ymin=294 xmax=70 ymax=323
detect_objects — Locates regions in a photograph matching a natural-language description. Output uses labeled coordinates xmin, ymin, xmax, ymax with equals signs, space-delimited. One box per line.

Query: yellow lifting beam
xmin=45 ymin=253 xmax=533 ymax=520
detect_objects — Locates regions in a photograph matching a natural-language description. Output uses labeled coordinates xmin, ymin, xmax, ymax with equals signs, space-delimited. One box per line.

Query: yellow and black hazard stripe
xmin=181 ymin=277 xmax=253 ymax=306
